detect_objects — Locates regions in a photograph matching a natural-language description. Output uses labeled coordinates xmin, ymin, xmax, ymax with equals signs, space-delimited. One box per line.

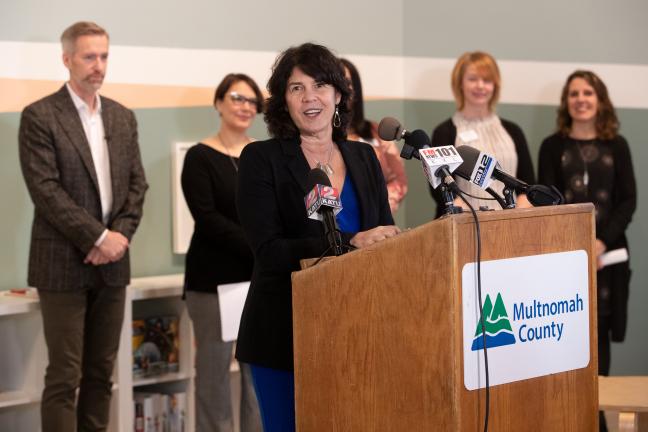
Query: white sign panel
xmin=462 ymin=250 xmax=589 ymax=390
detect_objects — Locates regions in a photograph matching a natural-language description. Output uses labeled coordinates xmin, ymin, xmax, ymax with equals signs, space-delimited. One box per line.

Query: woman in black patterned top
xmin=538 ymin=71 xmax=636 ymax=431
xmin=181 ymin=73 xmax=264 ymax=432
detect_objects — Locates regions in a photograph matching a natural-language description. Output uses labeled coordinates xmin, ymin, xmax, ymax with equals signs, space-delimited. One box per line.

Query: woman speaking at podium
xmin=235 ymin=43 xmax=399 ymax=431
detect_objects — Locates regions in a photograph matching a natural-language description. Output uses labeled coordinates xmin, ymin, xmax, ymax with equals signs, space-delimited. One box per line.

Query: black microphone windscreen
xmin=526 ymin=185 xmax=565 ymax=206
xmin=378 ymin=117 xmax=402 ymax=141
xmin=454 ymin=145 xmax=481 ymax=180
xmin=306 ymin=168 xmax=332 ymax=190
xmin=407 ymin=129 xmax=431 ymax=150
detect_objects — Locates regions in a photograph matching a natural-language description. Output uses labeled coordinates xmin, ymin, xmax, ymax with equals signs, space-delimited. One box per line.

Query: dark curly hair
xmin=557 ymin=70 xmax=619 ymax=140
xmin=213 ymin=73 xmax=264 ymax=113
xmin=340 ymin=58 xmax=373 ymax=141
xmin=265 ymin=43 xmax=351 ymax=142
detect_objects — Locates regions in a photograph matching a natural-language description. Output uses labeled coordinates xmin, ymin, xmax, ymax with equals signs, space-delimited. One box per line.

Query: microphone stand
xmin=501 ymin=187 xmax=517 ymax=209
xmin=323 ymin=210 xmax=344 ymax=256
xmin=440 ymin=183 xmax=463 ymax=215
xmin=484 ymin=187 xmax=514 ymax=210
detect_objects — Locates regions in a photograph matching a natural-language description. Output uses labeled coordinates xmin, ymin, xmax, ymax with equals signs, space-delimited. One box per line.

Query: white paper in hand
xmin=599 ymin=248 xmax=629 ymax=268
xmin=217 ymin=281 xmax=251 ymax=342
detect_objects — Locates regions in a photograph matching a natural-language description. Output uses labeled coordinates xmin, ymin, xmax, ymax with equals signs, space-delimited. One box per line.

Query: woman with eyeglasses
xmin=181 ymin=73 xmax=263 ymax=432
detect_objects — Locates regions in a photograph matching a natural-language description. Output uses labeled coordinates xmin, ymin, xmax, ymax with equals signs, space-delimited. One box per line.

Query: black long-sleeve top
xmin=181 ymin=143 xmax=253 ymax=292
xmin=538 ymin=132 xmax=636 ymax=341
xmin=538 ymin=133 xmax=636 ymax=249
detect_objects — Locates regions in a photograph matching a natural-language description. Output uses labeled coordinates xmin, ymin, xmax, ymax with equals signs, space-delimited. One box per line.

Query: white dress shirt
xmin=66 ymin=83 xmax=112 ymax=244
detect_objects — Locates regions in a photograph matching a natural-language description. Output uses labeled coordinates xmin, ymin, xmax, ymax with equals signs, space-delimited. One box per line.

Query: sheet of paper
xmin=599 ymin=248 xmax=628 ymax=268
xmin=217 ymin=281 xmax=251 ymax=342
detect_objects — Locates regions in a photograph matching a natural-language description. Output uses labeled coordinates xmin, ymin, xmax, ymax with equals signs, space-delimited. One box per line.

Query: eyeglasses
xmin=229 ymin=92 xmax=258 ymax=108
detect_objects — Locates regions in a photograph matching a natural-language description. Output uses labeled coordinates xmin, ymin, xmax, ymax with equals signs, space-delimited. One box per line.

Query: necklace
xmin=576 ymin=140 xmax=598 ymax=190
xmin=302 ymin=143 xmax=335 ymax=176
xmin=217 ymin=132 xmax=246 ymax=172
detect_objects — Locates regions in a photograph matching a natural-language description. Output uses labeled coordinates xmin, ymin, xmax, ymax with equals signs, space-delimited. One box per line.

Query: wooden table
xmin=599 ymin=376 xmax=648 ymax=432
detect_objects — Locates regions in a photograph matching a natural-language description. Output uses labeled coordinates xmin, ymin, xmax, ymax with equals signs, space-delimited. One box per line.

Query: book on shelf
xmin=168 ymin=392 xmax=186 ymax=432
xmin=133 ymin=315 xmax=180 ymax=378
xmin=134 ymin=391 xmax=186 ymax=432
xmin=134 ymin=393 xmax=156 ymax=432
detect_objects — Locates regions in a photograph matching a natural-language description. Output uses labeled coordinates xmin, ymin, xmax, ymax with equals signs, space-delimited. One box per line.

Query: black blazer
xmin=235 ymin=137 xmax=394 ymax=370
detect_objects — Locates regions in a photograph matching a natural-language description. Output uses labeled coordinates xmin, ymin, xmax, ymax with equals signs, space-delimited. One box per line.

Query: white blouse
xmin=452 ymin=112 xmax=518 ymax=210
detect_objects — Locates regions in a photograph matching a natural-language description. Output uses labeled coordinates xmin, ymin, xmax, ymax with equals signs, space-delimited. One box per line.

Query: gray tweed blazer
xmin=19 ymin=85 xmax=148 ymax=291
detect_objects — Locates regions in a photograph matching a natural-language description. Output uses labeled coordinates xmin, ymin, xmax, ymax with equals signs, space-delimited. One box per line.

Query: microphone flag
xmin=305 ymin=184 xmax=342 ymax=221
xmin=419 ymin=146 xmax=463 ymax=189
xmin=468 ymin=152 xmax=498 ymax=190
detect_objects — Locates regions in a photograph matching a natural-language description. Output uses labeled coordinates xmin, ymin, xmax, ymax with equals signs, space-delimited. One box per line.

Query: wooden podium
xmin=292 ymin=204 xmax=598 ymax=431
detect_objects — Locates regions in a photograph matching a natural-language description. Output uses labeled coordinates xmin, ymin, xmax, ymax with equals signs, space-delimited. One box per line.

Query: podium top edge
xmin=439 ymin=203 xmax=594 ymax=224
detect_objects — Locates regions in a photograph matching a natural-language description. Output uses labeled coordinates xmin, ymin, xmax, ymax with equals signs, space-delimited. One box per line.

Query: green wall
xmin=1 ymin=0 xmax=646 ymax=375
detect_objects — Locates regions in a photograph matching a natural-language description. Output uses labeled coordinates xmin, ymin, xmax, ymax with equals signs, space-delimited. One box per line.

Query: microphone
xmin=526 ymin=185 xmax=565 ymax=206
xmin=454 ymin=146 xmax=502 ymax=190
xmin=304 ymin=168 xmax=344 ymax=256
xmin=378 ymin=117 xmax=430 ymax=160
xmin=379 ymin=117 xmax=464 ymax=214
xmin=454 ymin=145 xmax=565 ymax=206
xmin=454 ymin=145 xmax=528 ymax=191
xmin=377 ymin=117 xmax=407 ymax=141
xmin=419 ymin=146 xmax=464 ymax=190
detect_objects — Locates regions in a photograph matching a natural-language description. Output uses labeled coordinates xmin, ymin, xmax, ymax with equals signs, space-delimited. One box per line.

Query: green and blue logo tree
xmin=471 ymin=293 xmax=516 ymax=351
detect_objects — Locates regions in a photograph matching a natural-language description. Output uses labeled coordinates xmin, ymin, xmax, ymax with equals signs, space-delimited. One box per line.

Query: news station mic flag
xmin=453 ymin=146 xmax=498 ymax=190
xmin=304 ymin=173 xmax=342 ymax=221
xmin=454 ymin=145 xmax=564 ymax=206
xmin=304 ymin=168 xmax=344 ymax=256
xmin=419 ymin=146 xmax=463 ymax=189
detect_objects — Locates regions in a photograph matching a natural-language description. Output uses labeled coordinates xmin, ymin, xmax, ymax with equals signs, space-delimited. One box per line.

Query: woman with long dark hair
xmin=340 ymin=58 xmax=408 ymax=213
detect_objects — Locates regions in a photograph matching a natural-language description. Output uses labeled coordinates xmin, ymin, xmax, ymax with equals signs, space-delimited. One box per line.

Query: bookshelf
xmin=0 ymin=290 xmax=47 ymax=431
xmin=115 ymin=274 xmax=195 ymax=432
xmin=0 ymin=274 xmax=195 ymax=432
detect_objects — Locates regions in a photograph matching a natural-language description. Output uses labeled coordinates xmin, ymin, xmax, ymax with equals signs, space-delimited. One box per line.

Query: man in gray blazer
xmin=18 ymin=21 xmax=147 ymax=432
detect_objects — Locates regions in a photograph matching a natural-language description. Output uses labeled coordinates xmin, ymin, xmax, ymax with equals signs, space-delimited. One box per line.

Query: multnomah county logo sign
xmin=471 ymin=293 xmax=516 ymax=351
xmin=462 ymin=251 xmax=590 ymax=390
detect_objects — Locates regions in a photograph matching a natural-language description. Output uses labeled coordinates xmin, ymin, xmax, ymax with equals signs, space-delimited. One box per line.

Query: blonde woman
xmin=430 ymin=51 xmax=535 ymax=216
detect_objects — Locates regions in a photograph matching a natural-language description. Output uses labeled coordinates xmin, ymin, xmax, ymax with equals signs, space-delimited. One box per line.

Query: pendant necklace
xmin=217 ymin=132 xmax=245 ymax=172
xmin=305 ymin=143 xmax=334 ymax=176
xmin=577 ymin=140 xmax=593 ymax=189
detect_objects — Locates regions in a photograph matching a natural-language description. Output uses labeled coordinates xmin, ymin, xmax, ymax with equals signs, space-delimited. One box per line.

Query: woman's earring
xmin=333 ymin=105 xmax=341 ymax=128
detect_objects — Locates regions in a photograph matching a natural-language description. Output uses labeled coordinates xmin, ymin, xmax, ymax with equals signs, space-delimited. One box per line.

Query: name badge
xmin=459 ymin=129 xmax=479 ymax=143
